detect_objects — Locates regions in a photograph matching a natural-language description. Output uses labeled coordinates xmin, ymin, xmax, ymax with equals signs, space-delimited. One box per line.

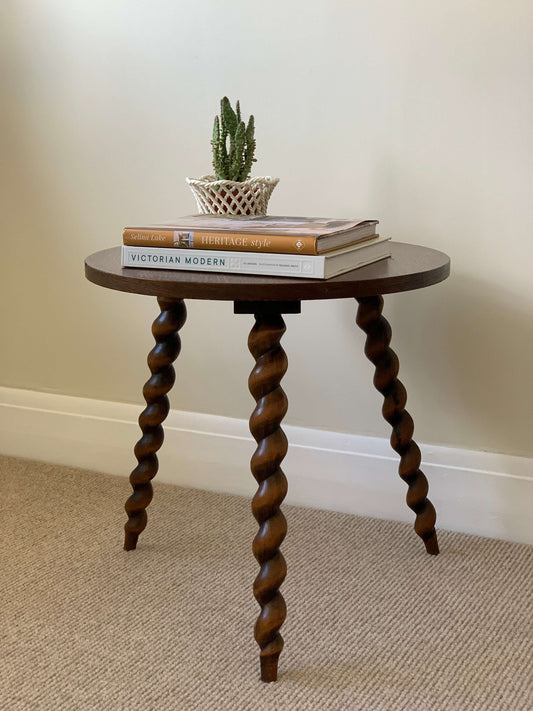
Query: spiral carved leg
xmin=248 ymin=312 xmax=289 ymax=682
xmin=124 ymin=297 xmax=186 ymax=551
xmin=355 ymin=296 xmax=439 ymax=555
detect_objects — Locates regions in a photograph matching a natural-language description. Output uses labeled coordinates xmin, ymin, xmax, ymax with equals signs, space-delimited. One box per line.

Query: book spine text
xmin=121 ymin=246 xmax=326 ymax=278
xmin=122 ymin=228 xmax=320 ymax=255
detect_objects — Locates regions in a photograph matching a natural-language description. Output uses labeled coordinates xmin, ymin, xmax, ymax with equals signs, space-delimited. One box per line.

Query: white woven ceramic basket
xmin=186 ymin=175 xmax=279 ymax=216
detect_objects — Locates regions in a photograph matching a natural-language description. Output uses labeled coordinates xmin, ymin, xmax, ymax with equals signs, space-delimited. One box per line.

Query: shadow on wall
xmin=441 ymin=272 xmax=532 ymax=456
xmin=386 ymin=272 xmax=533 ymax=458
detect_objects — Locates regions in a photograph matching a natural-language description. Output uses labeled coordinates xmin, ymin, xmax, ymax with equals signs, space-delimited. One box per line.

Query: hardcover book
xmin=121 ymin=236 xmax=391 ymax=280
xmin=123 ymin=215 xmax=378 ymax=256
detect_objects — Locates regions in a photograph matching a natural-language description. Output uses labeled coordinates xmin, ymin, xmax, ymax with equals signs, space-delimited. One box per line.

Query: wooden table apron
xmin=84 ymin=242 xmax=450 ymax=683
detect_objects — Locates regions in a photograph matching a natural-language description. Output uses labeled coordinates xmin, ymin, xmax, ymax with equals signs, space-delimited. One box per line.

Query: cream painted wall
xmin=1 ymin=0 xmax=532 ymax=457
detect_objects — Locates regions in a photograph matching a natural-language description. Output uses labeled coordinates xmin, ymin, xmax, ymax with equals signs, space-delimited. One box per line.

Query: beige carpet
xmin=1 ymin=455 xmax=531 ymax=710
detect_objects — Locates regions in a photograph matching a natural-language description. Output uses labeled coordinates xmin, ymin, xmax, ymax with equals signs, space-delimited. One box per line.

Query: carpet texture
xmin=1 ymin=455 xmax=531 ymax=710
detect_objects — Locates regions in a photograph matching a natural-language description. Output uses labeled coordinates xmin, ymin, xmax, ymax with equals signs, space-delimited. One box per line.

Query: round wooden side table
xmin=85 ymin=241 xmax=450 ymax=682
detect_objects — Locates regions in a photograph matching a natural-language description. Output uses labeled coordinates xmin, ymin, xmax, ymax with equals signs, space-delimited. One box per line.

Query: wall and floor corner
xmin=1 ymin=386 xmax=531 ymax=545
xmin=1 ymin=2 xmax=532 ymax=544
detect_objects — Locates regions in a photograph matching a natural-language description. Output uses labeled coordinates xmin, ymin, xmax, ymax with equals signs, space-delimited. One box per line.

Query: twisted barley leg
xmin=248 ymin=312 xmax=289 ymax=682
xmin=124 ymin=297 xmax=187 ymax=551
xmin=355 ymin=296 xmax=439 ymax=555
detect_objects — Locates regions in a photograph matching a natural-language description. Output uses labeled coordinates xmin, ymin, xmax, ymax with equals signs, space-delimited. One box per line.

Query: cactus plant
xmin=187 ymin=96 xmax=277 ymax=214
xmin=211 ymin=97 xmax=256 ymax=182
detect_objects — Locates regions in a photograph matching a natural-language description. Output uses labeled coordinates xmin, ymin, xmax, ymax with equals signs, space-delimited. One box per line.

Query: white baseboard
xmin=0 ymin=386 xmax=531 ymax=545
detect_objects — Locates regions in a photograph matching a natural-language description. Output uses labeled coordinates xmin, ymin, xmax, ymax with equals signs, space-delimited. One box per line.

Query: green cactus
xmin=211 ymin=97 xmax=256 ymax=181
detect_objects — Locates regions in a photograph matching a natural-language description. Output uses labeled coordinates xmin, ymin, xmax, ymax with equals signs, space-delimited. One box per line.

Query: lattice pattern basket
xmin=186 ymin=176 xmax=279 ymax=216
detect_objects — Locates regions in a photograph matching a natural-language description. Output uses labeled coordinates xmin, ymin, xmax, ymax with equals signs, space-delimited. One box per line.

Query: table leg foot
xmin=124 ymin=297 xmax=186 ymax=550
xmin=124 ymin=529 xmax=141 ymax=552
xmin=355 ymin=296 xmax=439 ymax=555
xmin=248 ymin=312 xmax=289 ymax=681
xmin=423 ymin=530 xmax=440 ymax=556
xmin=260 ymin=651 xmax=281 ymax=683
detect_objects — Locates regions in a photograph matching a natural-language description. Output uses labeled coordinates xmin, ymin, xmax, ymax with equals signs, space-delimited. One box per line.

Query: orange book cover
xmin=123 ymin=215 xmax=378 ymax=255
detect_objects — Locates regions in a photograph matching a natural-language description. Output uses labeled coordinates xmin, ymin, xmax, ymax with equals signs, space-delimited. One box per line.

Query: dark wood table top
xmin=85 ymin=242 xmax=450 ymax=301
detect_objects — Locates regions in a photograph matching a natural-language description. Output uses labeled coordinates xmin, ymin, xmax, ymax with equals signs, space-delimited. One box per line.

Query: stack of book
xmin=121 ymin=214 xmax=390 ymax=279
